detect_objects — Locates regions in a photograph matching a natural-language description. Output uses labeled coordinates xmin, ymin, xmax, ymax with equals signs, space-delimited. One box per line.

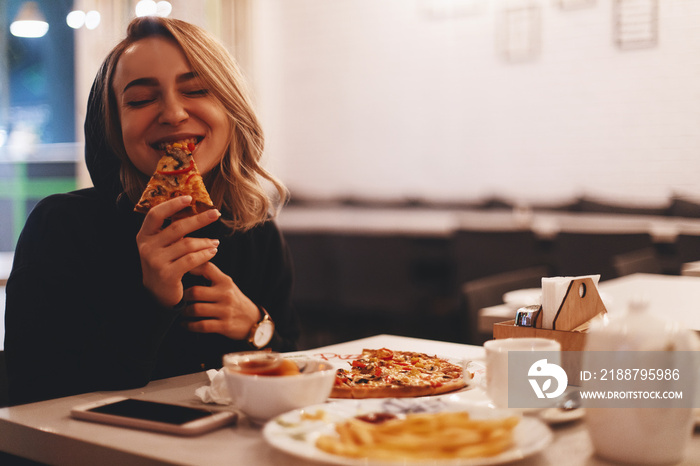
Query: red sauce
xmin=356 ymin=412 xmax=397 ymax=424
xmin=225 ymin=352 xmax=301 ymax=376
xmin=236 ymin=359 xmax=281 ymax=374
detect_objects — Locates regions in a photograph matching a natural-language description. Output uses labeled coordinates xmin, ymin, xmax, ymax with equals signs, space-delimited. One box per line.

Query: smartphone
xmin=71 ymin=396 xmax=237 ymax=436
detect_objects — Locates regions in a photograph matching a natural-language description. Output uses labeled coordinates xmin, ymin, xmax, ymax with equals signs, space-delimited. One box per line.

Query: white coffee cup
xmin=483 ymin=337 xmax=561 ymax=408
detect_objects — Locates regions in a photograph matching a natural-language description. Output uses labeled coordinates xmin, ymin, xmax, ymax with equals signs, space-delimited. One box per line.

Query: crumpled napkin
xmin=194 ymin=369 xmax=231 ymax=405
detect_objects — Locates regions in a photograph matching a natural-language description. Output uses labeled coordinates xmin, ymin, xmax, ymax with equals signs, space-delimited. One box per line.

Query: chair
xmin=284 ymin=232 xmax=339 ymax=311
xmin=333 ymin=235 xmax=453 ymax=331
xmin=675 ymin=234 xmax=700 ymax=264
xmin=576 ymin=197 xmax=669 ymax=216
xmin=452 ymin=230 xmax=544 ymax=285
xmin=551 ymin=232 xmax=655 ymax=280
xmin=668 ymin=197 xmax=700 ymax=218
xmin=460 ymin=265 xmax=550 ymax=345
xmin=612 ymin=247 xmax=663 ymax=277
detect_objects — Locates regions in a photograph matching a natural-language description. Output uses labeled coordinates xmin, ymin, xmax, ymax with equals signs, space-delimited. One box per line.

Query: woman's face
xmin=111 ymin=36 xmax=230 ymax=176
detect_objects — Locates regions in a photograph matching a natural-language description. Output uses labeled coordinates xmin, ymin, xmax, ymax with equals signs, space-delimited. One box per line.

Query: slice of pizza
xmin=134 ymin=138 xmax=214 ymax=219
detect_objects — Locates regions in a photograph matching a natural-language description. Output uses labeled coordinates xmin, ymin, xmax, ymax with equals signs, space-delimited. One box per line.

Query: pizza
xmin=330 ymin=348 xmax=470 ymax=399
xmin=134 ymin=138 xmax=214 ymax=219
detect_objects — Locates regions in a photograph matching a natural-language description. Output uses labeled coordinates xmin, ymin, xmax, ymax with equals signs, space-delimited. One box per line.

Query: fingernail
xmin=180 ymin=195 xmax=193 ymax=204
xmin=208 ymin=248 xmax=218 ymax=255
xmin=211 ymin=239 xmax=220 ymax=247
xmin=207 ymin=209 xmax=221 ymax=219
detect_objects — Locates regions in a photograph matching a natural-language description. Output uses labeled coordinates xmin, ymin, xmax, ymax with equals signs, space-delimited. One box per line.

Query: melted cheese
xmin=336 ymin=349 xmax=464 ymax=389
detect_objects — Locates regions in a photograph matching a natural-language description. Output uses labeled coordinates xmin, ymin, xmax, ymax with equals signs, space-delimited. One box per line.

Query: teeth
xmin=158 ymin=137 xmax=197 ymax=151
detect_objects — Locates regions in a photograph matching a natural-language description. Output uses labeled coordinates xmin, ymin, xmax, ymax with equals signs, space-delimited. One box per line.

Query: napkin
xmin=541 ymin=275 xmax=600 ymax=329
xmin=194 ymin=369 xmax=231 ymax=405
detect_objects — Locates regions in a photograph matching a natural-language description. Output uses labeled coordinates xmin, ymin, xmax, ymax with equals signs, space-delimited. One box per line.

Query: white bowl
xmin=223 ymin=354 xmax=336 ymax=423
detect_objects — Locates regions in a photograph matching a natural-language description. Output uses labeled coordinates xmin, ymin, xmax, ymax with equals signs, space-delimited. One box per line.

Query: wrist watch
xmin=247 ymin=306 xmax=275 ymax=349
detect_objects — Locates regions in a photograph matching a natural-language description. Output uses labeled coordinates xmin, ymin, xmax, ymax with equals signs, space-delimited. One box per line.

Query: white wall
xmin=249 ymin=0 xmax=700 ymax=206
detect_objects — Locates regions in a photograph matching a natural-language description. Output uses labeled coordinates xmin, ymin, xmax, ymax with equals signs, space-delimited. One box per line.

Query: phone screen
xmin=88 ymin=399 xmax=214 ymax=425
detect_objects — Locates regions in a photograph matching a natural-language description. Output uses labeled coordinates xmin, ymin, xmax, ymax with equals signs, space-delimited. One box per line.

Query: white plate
xmin=263 ymin=398 xmax=552 ymax=466
xmin=293 ymin=352 xmax=483 ymax=397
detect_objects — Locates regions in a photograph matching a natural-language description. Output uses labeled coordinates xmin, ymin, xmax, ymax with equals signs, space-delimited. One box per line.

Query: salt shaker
xmin=583 ymin=298 xmax=699 ymax=464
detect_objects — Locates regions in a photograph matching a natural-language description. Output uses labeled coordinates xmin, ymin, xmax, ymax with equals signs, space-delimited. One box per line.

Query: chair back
xmin=552 ymin=232 xmax=654 ymax=280
xmin=452 ymin=230 xmax=543 ymax=284
xmin=675 ymin=234 xmax=700 ymax=265
xmin=612 ymin=247 xmax=662 ymax=277
xmin=460 ymin=265 xmax=550 ymax=345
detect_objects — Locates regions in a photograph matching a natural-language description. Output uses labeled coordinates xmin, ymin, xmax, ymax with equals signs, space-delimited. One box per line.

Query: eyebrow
xmin=122 ymin=72 xmax=199 ymax=93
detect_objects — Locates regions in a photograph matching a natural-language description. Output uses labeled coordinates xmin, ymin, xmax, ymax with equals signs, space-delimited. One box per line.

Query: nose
xmin=158 ymin=93 xmax=188 ymax=126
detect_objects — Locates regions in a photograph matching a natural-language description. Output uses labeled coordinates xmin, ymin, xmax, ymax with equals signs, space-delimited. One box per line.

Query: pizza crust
xmin=331 ymin=377 xmax=466 ymax=399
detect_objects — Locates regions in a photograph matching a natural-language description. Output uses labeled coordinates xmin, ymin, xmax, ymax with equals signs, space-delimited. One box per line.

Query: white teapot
xmin=583 ymin=299 xmax=699 ymax=464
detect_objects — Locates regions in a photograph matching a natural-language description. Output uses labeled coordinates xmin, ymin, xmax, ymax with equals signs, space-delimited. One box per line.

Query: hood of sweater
xmin=84 ymin=71 xmax=125 ymax=205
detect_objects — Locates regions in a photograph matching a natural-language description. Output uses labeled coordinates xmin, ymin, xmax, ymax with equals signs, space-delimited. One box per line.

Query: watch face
xmin=254 ymin=320 xmax=274 ymax=347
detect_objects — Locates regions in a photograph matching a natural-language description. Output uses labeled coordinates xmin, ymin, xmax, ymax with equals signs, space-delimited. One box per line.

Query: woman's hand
xmin=181 ymin=261 xmax=260 ymax=340
xmin=136 ymin=196 xmax=221 ymax=308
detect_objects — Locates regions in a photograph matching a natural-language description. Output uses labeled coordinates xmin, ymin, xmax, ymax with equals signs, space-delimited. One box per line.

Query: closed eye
xmin=185 ymin=89 xmax=209 ymax=97
xmin=126 ymin=99 xmax=155 ymax=107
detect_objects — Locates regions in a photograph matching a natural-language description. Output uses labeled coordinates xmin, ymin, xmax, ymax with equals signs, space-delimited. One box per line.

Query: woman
xmin=4 ymin=17 xmax=299 ymax=405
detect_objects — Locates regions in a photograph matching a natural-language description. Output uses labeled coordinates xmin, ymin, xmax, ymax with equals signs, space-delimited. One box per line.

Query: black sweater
xmin=4 ymin=188 xmax=299 ymax=405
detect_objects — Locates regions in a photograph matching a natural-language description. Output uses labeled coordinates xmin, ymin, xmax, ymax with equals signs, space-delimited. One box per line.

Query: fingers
xmin=163 ymin=209 xmax=221 ymax=244
xmin=182 ymin=263 xmax=233 ymax=304
xmin=183 ymin=302 xmax=251 ymax=339
xmin=139 ymin=197 xmax=221 ymax=244
xmin=187 ymin=261 xmax=229 ymax=283
xmin=137 ymin=197 xmax=221 ymax=277
xmin=140 ymin=196 xmax=192 ymax=236
xmin=139 ymin=235 xmax=218 ymax=274
xmin=163 ymin=237 xmax=219 ymax=268
xmin=181 ymin=262 xmax=259 ymax=340
xmin=185 ymin=316 xmax=224 ymax=335
xmin=169 ymin=245 xmax=219 ymax=280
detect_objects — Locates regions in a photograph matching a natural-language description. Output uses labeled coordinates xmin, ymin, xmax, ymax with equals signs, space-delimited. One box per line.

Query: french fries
xmin=316 ymin=411 xmax=519 ymax=461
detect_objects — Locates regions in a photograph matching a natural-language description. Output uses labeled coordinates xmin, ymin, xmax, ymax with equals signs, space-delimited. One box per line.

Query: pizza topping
xmin=330 ymin=348 xmax=468 ymax=398
xmin=157 ymin=159 xmax=194 ymax=176
xmin=156 ymin=139 xmax=196 ymax=172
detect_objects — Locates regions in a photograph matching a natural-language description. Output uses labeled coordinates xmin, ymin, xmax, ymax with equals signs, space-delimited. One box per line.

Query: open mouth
xmin=151 ymin=136 xmax=203 ymax=152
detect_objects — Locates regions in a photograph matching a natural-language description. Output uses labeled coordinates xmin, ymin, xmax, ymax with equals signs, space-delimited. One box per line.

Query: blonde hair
xmin=99 ymin=16 xmax=287 ymax=231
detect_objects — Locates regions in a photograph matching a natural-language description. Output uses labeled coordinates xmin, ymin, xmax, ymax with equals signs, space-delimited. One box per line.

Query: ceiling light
xmin=135 ymin=0 xmax=157 ymax=17
xmin=156 ymin=1 xmax=172 ymax=17
xmin=66 ymin=10 xmax=86 ymax=29
xmin=10 ymin=1 xmax=49 ymax=38
xmin=135 ymin=0 xmax=172 ymax=17
xmin=84 ymin=10 xmax=101 ymax=30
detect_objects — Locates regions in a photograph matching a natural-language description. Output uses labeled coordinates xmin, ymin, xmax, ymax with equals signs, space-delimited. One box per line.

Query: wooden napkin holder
xmin=492 ymin=277 xmax=607 ymax=384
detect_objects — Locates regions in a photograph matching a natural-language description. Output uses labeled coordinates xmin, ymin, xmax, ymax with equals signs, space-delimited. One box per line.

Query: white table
xmin=480 ymin=273 xmax=700 ymax=335
xmin=2 ymin=334 xmax=700 ymax=465
xmin=277 ymin=206 xmax=460 ymax=237
xmin=277 ymin=205 xmax=700 ymax=242
xmin=681 ymin=261 xmax=700 ymax=277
